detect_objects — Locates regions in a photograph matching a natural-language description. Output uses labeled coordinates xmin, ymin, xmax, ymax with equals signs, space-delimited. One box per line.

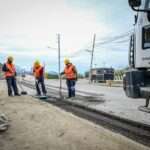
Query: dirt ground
xmin=0 ymin=81 xmax=149 ymax=150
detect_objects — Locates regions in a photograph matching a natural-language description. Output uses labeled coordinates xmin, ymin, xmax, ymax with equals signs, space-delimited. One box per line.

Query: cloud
xmin=0 ymin=0 xmax=132 ymax=72
xmin=0 ymin=0 xmax=112 ymax=50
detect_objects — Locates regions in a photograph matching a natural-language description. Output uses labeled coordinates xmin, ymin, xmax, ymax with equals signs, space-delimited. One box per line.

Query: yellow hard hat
xmin=7 ymin=56 xmax=13 ymax=62
xmin=64 ymin=58 xmax=70 ymax=65
xmin=34 ymin=60 xmax=40 ymax=66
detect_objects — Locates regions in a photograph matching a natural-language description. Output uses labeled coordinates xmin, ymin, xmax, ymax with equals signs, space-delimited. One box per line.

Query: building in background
xmin=90 ymin=68 xmax=114 ymax=82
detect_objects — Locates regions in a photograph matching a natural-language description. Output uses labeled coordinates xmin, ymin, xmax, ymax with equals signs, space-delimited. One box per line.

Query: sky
xmin=0 ymin=0 xmax=134 ymax=73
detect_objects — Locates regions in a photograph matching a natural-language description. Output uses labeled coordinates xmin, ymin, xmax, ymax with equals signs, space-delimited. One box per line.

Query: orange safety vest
xmin=64 ymin=64 xmax=76 ymax=79
xmin=5 ymin=63 xmax=16 ymax=77
xmin=33 ymin=65 xmax=43 ymax=78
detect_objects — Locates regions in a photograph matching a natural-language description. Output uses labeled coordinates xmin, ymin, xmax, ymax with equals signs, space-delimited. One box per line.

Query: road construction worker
xmin=2 ymin=56 xmax=20 ymax=96
xmin=33 ymin=60 xmax=47 ymax=96
xmin=61 ymin=59 xmax=77 ymax=98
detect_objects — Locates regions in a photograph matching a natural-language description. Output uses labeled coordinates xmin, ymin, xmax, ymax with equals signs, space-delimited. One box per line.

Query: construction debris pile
xmin=0 ymin=113 xmax=9 ymax=132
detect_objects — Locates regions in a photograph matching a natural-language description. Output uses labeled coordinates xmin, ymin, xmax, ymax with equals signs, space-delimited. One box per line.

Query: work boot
xmin=43 ymin=93 xmax=47 ymax=96
xmin=8 ymin=94 xmax=13 ymax=97
xmin=35 ymin=94 xmax=41 ymax=97
xmin=15 ymin=93 xmax=21 ymax=96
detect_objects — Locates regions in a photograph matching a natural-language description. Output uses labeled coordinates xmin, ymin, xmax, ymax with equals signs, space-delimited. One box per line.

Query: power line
xmin=69 ymin=31 xmax=132 ymax=58
xmin=115 ymin=39 xmax=129 ymax=44
xmin=95 ymin=29 xmax=133 ymax=43
xmin=47 ymin=30 xmax=133 ymax=59
xmin=95 ymin=32 xmax=132 ymax=47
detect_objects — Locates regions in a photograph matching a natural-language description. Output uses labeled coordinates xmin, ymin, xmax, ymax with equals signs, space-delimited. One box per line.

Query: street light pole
xmin=89 ymin=34 xmax=96 ymax=83
xmin=57 ymin=34 xmax=62 ymax=99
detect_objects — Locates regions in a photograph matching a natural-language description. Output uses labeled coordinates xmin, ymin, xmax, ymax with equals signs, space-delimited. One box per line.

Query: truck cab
xmin=134 ymin=0 xmax=150 ymax=68
xmin=124 ymin=0 xmax=150 ymax=111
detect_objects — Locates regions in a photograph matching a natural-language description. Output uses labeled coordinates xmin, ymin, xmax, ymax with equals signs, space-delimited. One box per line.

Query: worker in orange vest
xmin=61 ymin=59 xmax=78 ymax=98
xmin=2 ymin=56 xmax=20 ymax=96
xmin=33 ymin=60 xmax=47 ymax=96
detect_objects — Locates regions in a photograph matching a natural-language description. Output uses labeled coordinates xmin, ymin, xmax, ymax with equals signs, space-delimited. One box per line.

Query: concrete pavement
xmin=23 ymin=76 xmax=150 ymax=125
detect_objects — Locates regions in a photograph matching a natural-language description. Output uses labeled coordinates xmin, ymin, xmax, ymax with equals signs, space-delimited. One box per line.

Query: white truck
xmin=124 ymin=0 xmax=150 ymax=112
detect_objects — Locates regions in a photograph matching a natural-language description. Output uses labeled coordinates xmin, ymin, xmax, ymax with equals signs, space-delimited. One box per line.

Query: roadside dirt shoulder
xmin=0 ymin=81 xmax=149 ymax=150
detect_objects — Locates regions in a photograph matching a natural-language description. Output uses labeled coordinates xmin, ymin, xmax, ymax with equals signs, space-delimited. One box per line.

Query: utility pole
xmin=89 ymin=34 xmax=96 ymax=83
xmin=57 ymin=34 xmax=62 ymax=99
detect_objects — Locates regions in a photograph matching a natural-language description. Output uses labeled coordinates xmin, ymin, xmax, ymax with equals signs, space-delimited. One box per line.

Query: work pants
xmin=6 ymin=76 xmax=19 ymax=96
xmin=66 ymin=79 xmax=76 ymax=97
xmin=35 ymin=77 xmax=47 ymax=95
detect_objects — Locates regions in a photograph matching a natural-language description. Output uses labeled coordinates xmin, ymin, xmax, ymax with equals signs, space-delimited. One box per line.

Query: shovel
xmin=18 ymin=76 xmax=27 ymax=95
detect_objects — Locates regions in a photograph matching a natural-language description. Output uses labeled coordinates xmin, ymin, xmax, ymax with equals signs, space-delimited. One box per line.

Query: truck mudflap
xmin=123 ymin=69 xmax=144 ymax=98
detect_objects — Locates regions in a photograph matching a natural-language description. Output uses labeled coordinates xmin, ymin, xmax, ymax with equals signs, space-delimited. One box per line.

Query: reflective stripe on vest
xmin=33 ymin=66 xmax=43 ymax=78
xmin=5 ymin=63 xmax=16 ymax=77
xmin=64 ymin=64 xmax=76 ymax=79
